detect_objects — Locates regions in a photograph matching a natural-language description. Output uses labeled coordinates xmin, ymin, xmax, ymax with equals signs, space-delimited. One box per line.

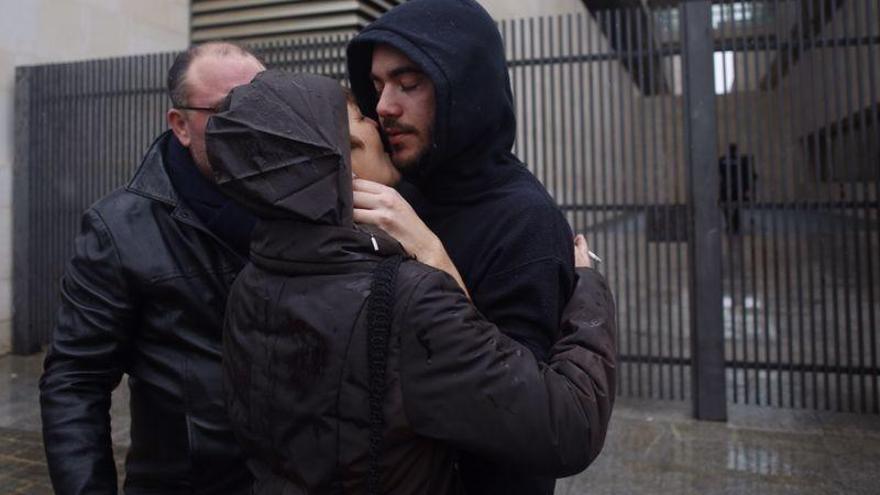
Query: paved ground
xmin=3 ymin=353 xmax=880 ymax=494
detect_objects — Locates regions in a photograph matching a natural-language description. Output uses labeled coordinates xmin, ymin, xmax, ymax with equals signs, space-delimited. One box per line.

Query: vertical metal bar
xmin=575 ymin=13 xmax=586 ymax=241
xmin=726 ymin=0 xmax=746 ymax=405
xmin=767 ymin=0 xmax=784 ymax=408
xmin=825 ymin=0 xmax=846 ymax=410
xmin=803 ymin=0 xmax=821 ymax=411
xmin=789 ymin=0 xmax=808 ymax=410
xmin=772 ymin=0 xmax=794 ymax=409
xmin=566 ymin=14 xmax=576 ymax=233
xmin=518 ymin=19 xmax=528 ymax=177
xmin=582 ymin=11 xmax=613 ymax=393
xmin=851 ymin=0 xmax=874 ymax=413
xmin=616 ymin=6 xmax=628 ymax=396
xmin=539 ymin=17 xmax=548 ymax=189
xmin=40 ymin=65 xmax=51 ymax=346
xmin=109 ymin=57 xmax=118 ymax=198
xmin=646 ymin=6 xmax=664 ymax=399
xmin=659 ymin=8 xmax=676 ymax=401
xmin=682 ymin=0 xmax=726 ymax=420
xmin=551 ymin=15 xmax=561 ymax=203
xmin=594 ymin=9 xmax=609 ymax=387
xmin=635 ymin=6 xmax=653 ymax=398
xmin=862 ymin=0 xmax=880 ymax=415
xmin=840 ymin=0 xmax=864 ymax=412
xmin=718 ymin=0 xmax=737 ymax=405
xmin=824 ymin=0 xmax=846 ymax=412
xmin=617 ymin=7 xmax=633 ymax=396
xmin=674 ymin=12 xmax=687 ymax=401
xmin=844 ymin=0 xmax=866 ymax=412
xmin=34 ymin=65 xmax=45 ymax=348
xmin=754 ymin=0 xmax=772 ymax=407
xmin=816 ymin=0 xmax=837 ymax=411
xmin=12 ymin=67 xmax=33 ymax=354
xmin=530 ymin=17 xmax=539 ymax=191
xmin=740 ymin=0 xmax=760 ymax=406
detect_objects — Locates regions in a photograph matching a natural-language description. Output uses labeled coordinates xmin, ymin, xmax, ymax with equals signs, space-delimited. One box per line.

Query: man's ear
xmin=167 ymin=109 xmax=191 ymax=147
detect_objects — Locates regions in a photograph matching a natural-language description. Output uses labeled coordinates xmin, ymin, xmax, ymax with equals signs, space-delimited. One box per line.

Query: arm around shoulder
xmin=398 ymin=266 xmax=616 ymax=477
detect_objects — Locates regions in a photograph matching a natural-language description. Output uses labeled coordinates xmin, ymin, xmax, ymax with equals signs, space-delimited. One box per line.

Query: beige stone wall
xmin=0 ymin=0 xmax=189 ymax=354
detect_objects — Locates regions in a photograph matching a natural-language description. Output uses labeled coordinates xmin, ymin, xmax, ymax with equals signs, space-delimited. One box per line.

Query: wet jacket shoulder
xmin=395 ymin=263 xmax=616 ymax=476
xmin=39 ymin=132 xmax=251 ymax=495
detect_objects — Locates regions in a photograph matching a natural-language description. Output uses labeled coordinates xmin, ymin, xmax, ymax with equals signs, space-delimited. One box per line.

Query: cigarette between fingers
xmin=588 ymin=250 xmax=603 ymax=264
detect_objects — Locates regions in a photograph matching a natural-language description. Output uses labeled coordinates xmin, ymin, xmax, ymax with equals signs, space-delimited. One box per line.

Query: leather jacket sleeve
xmin=398 ymin=267 xmax=616 ymax=477
xmin=40 ymin=209 xmax=135 ymax=495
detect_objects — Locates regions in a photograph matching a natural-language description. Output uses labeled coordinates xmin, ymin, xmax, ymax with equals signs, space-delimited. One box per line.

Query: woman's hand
xmin=574 ymin=234 xmax=593 ymax=269
xmin=353 ymin=178 xmax=470 ymax=297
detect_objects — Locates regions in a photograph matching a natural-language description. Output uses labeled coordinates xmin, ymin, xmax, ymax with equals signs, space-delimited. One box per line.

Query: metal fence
xmin=13 ymin=0 xmax=880 ymax=416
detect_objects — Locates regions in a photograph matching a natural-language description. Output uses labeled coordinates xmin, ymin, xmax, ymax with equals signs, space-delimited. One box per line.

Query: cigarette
xmin=588 ymin=250 xmax=603 ymax=264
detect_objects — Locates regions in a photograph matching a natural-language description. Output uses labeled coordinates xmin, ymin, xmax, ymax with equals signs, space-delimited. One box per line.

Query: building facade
xmin=0 ymin=0 xmax=189 ymax=353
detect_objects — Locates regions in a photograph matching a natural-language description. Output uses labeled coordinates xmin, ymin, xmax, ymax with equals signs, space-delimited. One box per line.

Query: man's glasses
xmin=175 ymin=105 xmax=220 ymax=113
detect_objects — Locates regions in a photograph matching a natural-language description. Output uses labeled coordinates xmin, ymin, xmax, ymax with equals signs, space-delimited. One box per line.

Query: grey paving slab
xmin=2 ymin=354 xmax=880 ymax=494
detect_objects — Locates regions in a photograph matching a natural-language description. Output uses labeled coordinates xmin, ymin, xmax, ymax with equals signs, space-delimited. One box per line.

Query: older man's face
xmin=169 ymin=54 xmax=265 ymax=178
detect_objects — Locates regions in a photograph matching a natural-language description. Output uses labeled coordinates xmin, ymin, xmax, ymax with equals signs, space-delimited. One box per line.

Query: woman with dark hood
xmin=206 ymin=70 xmax=616 ymax=495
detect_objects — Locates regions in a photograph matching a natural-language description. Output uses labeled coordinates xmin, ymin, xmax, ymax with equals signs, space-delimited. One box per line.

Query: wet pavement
xmin=2 ymin=353 xmax=879 ymax=494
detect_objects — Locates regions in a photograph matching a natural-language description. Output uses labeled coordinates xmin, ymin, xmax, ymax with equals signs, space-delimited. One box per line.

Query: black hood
xmin=206 ymin=70 xmax=353 ymax=227
xmin=347 ymin=0 xmax=520 ymax=202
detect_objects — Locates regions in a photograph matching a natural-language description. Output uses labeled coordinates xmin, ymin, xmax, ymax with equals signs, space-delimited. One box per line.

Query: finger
xmin=353 ymin=208 xmax=384 ymax=226
xmin=353 ymin=178 xmax=390 ymax=194
xmin=352 ymin=191 xmax=386 ymax=210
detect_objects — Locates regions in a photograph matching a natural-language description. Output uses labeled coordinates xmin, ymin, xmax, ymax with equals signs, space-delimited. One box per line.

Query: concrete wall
xmin=500 ymin=8 xmax=655 ymax=235
xmin=735 ymin=0 xmax=880 ymax=203
xmin=0 ymin=0 xmax=189 ymax=354
xmin=477 ymin=0 xmax=586 ymax=20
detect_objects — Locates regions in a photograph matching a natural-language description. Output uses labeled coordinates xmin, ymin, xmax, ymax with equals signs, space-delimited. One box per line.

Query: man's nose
xmin=376 ymin=88 xmax=401 ymax=119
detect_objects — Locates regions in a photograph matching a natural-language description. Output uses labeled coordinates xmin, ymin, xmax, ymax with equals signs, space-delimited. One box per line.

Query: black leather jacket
xmin=39 ymin=131 xmax=252 ymax=495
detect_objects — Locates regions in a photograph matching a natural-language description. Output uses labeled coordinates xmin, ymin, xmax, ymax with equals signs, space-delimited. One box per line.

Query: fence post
xmin=12 ymin=66 xmax=36 ymax=355
xmin=681 ymin=0 xmax=727 ymax=421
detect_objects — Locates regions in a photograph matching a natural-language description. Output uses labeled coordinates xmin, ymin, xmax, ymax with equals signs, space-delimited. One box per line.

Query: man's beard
xmin=381 ymin=117 xmax=429 ymax=170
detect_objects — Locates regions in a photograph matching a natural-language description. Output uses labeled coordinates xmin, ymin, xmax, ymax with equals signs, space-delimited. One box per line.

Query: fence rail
xmin=13 ymin=0 xmax=880 ymax=416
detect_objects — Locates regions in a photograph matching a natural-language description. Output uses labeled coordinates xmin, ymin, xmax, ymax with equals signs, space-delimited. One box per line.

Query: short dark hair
xmin=167 ymin=42 xmax=262 ymax=108
xmin=341 ymin=85 xmax=356 ymax=105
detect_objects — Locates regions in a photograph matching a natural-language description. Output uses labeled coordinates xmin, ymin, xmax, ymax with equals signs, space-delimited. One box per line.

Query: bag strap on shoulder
xmin=366 ymin=254 xmax=404 ymax=495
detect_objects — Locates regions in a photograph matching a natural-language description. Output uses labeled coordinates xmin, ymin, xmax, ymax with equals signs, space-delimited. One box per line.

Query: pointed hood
xmin=347 ymin=0 xmax=520 ymax=202
xmin=206 ymin=70 xmax=353 ymax=226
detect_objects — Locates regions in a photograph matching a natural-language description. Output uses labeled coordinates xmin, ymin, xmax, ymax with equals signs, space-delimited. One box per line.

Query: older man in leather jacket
xmin=39 ymin=42 xmax=264 ymax=495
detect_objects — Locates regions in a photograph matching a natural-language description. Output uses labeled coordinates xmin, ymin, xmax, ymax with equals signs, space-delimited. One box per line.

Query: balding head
xmin=167 ymin=42 xmax=263 ymax=108
xmin=166 ymin=42 xmax=265 ymax=178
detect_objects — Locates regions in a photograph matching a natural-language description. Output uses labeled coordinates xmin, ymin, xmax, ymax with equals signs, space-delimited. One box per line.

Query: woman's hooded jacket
xmin=206 ymin=70 xmax=617 ymax=495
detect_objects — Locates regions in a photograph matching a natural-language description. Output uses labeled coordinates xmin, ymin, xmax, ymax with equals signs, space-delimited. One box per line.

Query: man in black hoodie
xmin=347 ymin=1 xmax=582 ymax=493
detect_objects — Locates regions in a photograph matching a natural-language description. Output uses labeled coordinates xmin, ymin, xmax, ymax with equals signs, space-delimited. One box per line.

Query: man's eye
xmin=399 ymin=77 xmax=421 ymax=92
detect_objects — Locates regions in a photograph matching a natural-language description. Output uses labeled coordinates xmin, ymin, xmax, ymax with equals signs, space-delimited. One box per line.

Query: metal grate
xmin=13 ymin=0 xmax=880 ymax=415
xmin=714 ymin=0 xmax=880 ymax=413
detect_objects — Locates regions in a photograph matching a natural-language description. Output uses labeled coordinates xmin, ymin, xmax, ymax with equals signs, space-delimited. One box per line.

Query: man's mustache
xmin=381 ymin=118 xmax=419 ymax=135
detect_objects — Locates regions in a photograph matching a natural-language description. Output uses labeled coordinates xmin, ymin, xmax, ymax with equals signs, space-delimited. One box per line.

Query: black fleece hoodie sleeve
xmin=470 ymin=199 xmax=577 ymax=363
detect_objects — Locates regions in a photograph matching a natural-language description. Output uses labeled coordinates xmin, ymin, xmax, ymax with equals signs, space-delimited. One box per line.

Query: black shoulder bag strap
xmin=366 ymin=254 xmax=404 ymax=495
